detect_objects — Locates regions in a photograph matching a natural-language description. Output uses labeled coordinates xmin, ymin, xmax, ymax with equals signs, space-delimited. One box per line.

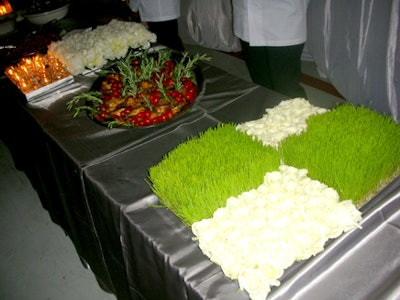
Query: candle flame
xmin=0 ymin=0 xmax=13 ymax=16
xmin=5 ymin=53 xmax=71 ymax=94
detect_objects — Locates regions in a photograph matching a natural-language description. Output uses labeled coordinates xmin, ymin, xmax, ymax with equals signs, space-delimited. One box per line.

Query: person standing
xmin=128 ymin=0 xmax=185 ymax=51
xmin=232 ymin=0 xmax=309 ymax=98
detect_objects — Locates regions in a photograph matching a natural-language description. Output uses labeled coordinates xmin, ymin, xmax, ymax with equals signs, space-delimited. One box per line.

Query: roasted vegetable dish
xmin=67 ymin=49 xmax=209 ymax=128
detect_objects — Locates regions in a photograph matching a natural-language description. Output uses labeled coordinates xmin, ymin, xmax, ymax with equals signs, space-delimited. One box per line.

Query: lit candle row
xmin=5 ymin=53 xmax=71 ymax=95
xmin=0 ymin=0 xmax=13 ymax=16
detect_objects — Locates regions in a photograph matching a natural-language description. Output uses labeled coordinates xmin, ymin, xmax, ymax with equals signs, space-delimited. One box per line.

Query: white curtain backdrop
xmin=178 ymin=0 xmax=399 ymax=121
xmin=178 ymin=0 xmax=242 ymax=52
xmin=307 ymin=0 xmax=400 ymax=121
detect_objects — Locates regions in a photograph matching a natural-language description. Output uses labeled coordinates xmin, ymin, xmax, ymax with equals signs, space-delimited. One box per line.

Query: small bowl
xmin=25 ymin=4 xmax=69 ymax=25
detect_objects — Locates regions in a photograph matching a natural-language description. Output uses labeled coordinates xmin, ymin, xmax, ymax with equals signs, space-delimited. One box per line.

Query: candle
xmin=5 ymin=53 xmax=71 ymax=94
xmin=0 ymin=0 xmax=13 ymax=16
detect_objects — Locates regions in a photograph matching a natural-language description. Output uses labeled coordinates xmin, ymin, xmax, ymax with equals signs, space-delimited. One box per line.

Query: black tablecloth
xmin=2 ymin=56 xmax=400 ymax=299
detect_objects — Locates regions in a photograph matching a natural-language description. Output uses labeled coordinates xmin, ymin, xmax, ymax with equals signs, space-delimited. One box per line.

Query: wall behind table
xmin=307 ymin=0 xmax=400 ymax=121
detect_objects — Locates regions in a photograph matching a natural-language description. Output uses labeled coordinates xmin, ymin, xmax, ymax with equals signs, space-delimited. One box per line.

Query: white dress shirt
xmin=232 ymin=0 xmax=310 ymax=46
xmin=128 ymin=0 xmax=180 ymax=22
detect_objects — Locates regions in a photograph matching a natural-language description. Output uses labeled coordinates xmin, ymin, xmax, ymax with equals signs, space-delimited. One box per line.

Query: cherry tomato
xmin=165 ymin=109 xmax=173 ymax=120
xmin=144 ymin=110 xmax=151 ymax=118
xmin=143 ymin=118 xmax=152 ymax=126
xmin=165 ymin=60 xmax=175 ymax=68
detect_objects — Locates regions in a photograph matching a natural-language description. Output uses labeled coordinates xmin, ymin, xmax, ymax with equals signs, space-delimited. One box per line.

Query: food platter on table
xmin=67 ymin=48 xmax=208 ymax=129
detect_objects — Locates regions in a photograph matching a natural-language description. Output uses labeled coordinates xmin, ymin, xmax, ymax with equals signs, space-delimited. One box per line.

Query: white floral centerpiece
xmin=191 ymin=98 xmax=362 ymax=300
xmin=192 ymin=165 xmax=362 ymax=300
xmin=48 ymin=19 xmax=157 ymax=75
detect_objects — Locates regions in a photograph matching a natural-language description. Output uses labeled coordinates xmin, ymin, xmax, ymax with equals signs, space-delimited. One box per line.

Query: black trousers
xmin=240 ymin=41 xmax=306 ymax=99
xmin=147 ymin=19 xmax=185 ymax=52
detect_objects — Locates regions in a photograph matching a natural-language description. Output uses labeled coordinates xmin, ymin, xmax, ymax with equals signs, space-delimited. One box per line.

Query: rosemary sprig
xmin=72 ymin=105 xmax=99 ymax=118
xmin=116 ymin=52 xmax=139 ymax=96
xmin=106 ymin=120 xmax=132 ymax=129
xmin=156 ymin=48 xmax=173 ymax=68
xmin=172 ymin=55 xmax=187 ymax=91
xmin=155 ymin=73 xmax=171 ymax=103
xmin=67 ymin=91 xmax=102 ymax=109
xmin=174 ymin=52 xmax=210 ymax=91
xmin=183 ymin=53 xmax=211 ymax=75
xmin=66 ymin=91 xmax=103 ymax=117
xmin=141 ymin=94 xmax=153 ymax=111
xmin=138 ymin=52 xmax=157 ymax=80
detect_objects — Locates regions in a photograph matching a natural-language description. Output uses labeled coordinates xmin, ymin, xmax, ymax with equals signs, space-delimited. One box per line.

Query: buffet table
xmin=80 ymin=65 xmax=400 ymax=299
xmin=1 ymin=20 xmax=400 ymax=298
xmin=2 ymin=54 xmax=400 ymax=299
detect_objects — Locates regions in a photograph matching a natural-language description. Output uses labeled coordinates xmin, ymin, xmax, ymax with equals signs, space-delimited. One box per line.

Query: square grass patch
xmin=280 ymin=103 xmax=400 ymax=206
xmin=149 ymin=103 xmax=400 ymax=226
xmin=148 ymin=124 xmax=281 ymax=226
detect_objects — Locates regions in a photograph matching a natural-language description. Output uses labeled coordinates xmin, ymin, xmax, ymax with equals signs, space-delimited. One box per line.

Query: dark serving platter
xmin=63 ymin=48 xmax=210 ymax=129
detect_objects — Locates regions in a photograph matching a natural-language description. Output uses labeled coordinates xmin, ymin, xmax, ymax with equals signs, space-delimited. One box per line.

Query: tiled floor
xmin=0 ymin=43 xmax=343 ymax=300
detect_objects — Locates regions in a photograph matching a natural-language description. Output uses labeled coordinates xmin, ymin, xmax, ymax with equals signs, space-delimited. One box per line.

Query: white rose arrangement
xmin=192 ymin=165 xmax=362 ymax=300
xmin=48 ymin=20 xmax=157 ymax=75
xmin=236 ymin=98 xmax=327 ymax=148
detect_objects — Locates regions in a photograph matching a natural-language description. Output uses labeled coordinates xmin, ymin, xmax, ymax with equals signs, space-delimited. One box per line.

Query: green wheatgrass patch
xmin=148 ymin=123 xmax=280 ymax=226
xmin=149 ymin=103 xmax=400 ymax=226
xmin=280 ymin=103 xmax=400 ymax=206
